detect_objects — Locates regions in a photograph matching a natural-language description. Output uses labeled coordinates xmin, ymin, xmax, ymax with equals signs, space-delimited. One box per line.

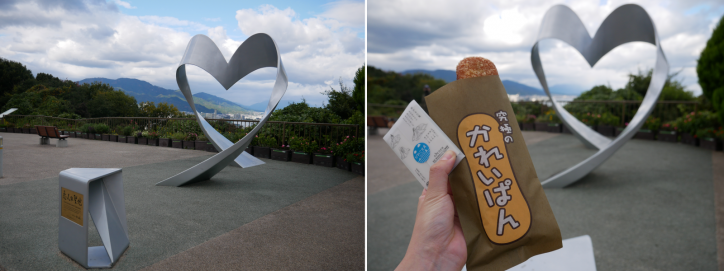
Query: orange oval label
xmin=457 ymin=112 xmax=531 ymax=244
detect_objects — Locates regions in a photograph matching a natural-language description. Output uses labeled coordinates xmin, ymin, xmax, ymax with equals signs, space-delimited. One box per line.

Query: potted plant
xmin=697 ymin=127 xmax=722 ymax=151
xmin=533 ymin=112 xmax=548 ymax=132
xmin=133 ymin=131 xmax=145 ymax=145
xmin=0 ymin=122 xmax=7 ymax=133
xmin=159 ymin=133 xmax=172 ymax=147
xmin=270 ymin=144 xmax=292 ymax=161
xmin=657 ymin=122 xmax=678 ymax=143
xmin=252 ymin=134 xmax=275 ymax=159
xmin=194 ymin=134 xmax=208 ymax=151
xmin=516 ymin=114 xmax=536 ymax=131
xmin=170 ymin=132 xmax=185 ymax=148
xmin=330 ymin=136 xmax=357 ymax=171
xmin=183 ymin=133 xmax=197 ymax=150
xmin=347 ymin=151 xmax=365 ymax=175
xmin=146 ymin=131 xmax=160 ymax=146
xmin=121 ymin=126 xmax=136 ymax=143
xmin=95 ymin=124 xmax=110 ymax=141
xmin=634 ymin=116 xmax=659 ymax=140
xmin=312 ymin=146 xmax=335 ymax=167
xmin=289 ymin=137 xmax=316 ymax=164
xmin=597 ymin=112 xmax=619 ymax=137
xmin=540 ymin=110 xmax=562 ymax=133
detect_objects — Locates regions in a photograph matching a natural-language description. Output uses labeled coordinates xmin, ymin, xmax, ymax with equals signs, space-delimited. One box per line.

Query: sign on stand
xmin=58 ymin=168 xmax=129 ymax=268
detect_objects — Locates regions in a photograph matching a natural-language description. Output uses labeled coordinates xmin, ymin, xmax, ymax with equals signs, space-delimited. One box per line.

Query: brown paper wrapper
xmin=426 ymin=75 xmax=562 ymax=271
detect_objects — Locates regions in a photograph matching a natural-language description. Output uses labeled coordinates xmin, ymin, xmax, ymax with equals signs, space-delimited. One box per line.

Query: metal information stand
xmin=58 ymin=168 xmax=129 ymax=268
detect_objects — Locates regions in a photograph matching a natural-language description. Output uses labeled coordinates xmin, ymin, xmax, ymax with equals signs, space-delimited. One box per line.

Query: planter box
xmin=336 ymin=156 xmax=351 ymax=171
xmin=657 ymin=131 xmax=678 ymax=143
xmin=351 ymin=162 xmax=364 ymax=175
xmin=23 ymin=128 xmax=31 ymax=134
xmin=206 ymin=142 xmax=218 ymax=152
xmin=547 ymin=123 xmax=562 ymax=133
xmin=102 ymin=134 xmax=110 ymax=141
xmin=634 ymin=130 xmax=655 ymax=140
xmin=253 ymin=146 xmax=271 ymax=159
xmin=147 ymin=138 xmax=159 ymax=146
xmin=521 ymin=123 xmax=535 ymax=131
xmin=562 ymin=125 xmax=572 ymax=134
xmin=159 ymin=138 xmax=172 ymax=147
xmin=95 ymin=134 xmax=102 ymax=140
xmin=270 ymin=149 xmax=292 ymax=161
xmin=534 ymin=122 xmax=548 ymax=131
xmin=195 ymin=141 xmax=207 ymax=151
xmin=118 ymin=136 xmax=127 ymax=143
xmin=126 ymin=137 xmax=137 ymax=144
xmin=597 ymin=125 xmax=615 ymax=137
xmin=30 ymin=128 xmax=37 ymax=134
xmin=0 ymin=128 xmax=6 ymax=132
xmin=172 ymin=140 xmax=183 ymax=149
xmin=137 ymin=137 xmax=148 ymax=145
xmin=681 ymin=133 xmax=699 ymax=146
xmin=182 ymin=141 xmax=195 ymax=150
xmin=614 ymin=127 xmax=624 ymax=137
xmin=245 ymin=147 xmax=253 ymax=155
xmin=291 ymin=152 xmax=312 ymax=164
xmin=109 ymin=135 xmax=118 ymax=142
xmin=313 ymin=154 xmax=335 ymax=167
xmin=700 ymin=138 xmax=722 ymax=151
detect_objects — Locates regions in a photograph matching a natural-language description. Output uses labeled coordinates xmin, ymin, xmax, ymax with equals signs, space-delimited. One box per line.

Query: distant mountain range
xmin=401 ymin=69 xmax=583 ymax=96
xmin=77 ymin=78 xmax=293 ymax=114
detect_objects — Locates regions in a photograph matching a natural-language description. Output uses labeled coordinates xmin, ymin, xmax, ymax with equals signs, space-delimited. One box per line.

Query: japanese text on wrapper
xmin=457 ymin=111 xmax=531 ymax=244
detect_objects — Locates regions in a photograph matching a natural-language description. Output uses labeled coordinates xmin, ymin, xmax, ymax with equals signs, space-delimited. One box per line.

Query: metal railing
xmin=1 ymin=115 xmax=359 ymax=147
xmin=368 ymin=100 xmax=701 ymax=126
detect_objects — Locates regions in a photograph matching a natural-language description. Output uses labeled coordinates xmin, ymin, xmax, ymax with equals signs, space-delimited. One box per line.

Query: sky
xmin=0 ymin=0 xmax=365 ymax=108
xmin=368 ymin=0 xmax=724 ymax=96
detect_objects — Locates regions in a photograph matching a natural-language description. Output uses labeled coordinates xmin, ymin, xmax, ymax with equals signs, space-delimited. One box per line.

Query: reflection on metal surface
xmin=531 ymin=4 xmax=668 ymax=188
xmin=156 ymin=33 xmax=287 ymax=186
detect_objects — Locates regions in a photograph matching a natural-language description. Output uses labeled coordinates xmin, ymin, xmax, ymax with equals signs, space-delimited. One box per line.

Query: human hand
xmin=396 ymin=150 xmax=467 ymax=271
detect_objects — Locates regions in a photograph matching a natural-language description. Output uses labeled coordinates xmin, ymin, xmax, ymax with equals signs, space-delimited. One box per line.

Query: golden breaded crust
xmin=456 ymin=57 xmax=498 ymax=80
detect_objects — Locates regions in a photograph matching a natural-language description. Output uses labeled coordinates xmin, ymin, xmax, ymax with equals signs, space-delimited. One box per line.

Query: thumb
xmin=427 ymin=150 xmax=457 ymax=197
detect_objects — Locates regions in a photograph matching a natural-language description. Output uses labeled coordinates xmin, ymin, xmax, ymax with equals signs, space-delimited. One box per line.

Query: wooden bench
xmin=35 ymin=125 xmax=69 ymax=147
xmin=367 ymin=116 xmax=390 ymax=135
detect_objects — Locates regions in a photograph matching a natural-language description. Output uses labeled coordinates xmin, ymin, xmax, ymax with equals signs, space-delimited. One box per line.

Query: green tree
xmin=352 ymin=65 xmax=365 ymax=111
xmin=697 ymin=15 xmax=724 ymax=123
xmin=87 ymin=89 xmax=139 ymax=117
xmin=0 ymin=58 xmax=35 ymax=109
xmin=139 ymin=101 xmax=181 ymax=118
xmin=270 ymin=99 xmax=341 ymax=123
xmin=323 ymin=78 xmax=357 ymax=120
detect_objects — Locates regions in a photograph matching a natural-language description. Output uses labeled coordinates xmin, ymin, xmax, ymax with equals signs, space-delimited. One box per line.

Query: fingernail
xmin=441 ymin=150 xmax=455 ymax=161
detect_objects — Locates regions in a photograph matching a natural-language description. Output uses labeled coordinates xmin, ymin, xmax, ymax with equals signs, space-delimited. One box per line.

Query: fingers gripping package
xmin=383 ymin=100 xmax=465 ymax=189
xmin=426 ymin=57 xmax=563 ymax=271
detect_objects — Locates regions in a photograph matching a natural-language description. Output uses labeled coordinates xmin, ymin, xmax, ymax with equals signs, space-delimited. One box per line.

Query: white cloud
xmin=368 ymin=0 xmax=724 ymax=97
xmin=0 ymin=1 xmax=363 ymax=108
xmin=115 ymin=0 xmax=136 ymax=9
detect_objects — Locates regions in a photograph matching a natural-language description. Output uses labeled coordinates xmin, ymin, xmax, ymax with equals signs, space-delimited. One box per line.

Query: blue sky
xmin=0 ymin=0 xmax=364 ymax=108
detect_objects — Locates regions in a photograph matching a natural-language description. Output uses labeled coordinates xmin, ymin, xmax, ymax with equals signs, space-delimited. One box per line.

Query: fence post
xmin=282 ymin=122 xmax=286 ymax=146
xmin=621 ymin=102 xmax=625 ymax=127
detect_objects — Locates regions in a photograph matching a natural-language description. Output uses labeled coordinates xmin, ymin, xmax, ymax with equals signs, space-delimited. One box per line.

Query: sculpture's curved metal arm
xmin=530 ymin=4 xmax=668 ymax=188
xmin=156 ymin=33 xmax=288 ymax=186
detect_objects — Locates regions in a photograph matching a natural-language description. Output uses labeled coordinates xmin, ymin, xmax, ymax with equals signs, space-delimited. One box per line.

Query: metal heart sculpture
xmin=156 ymin=33 xmax=288 ymax=186
xmin=531 ymin=4 xmax=669 ymax=188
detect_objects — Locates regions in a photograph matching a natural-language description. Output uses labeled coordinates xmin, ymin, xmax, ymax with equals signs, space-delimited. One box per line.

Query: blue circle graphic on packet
xmin=413 ymin=142 xmax=431 ymax=163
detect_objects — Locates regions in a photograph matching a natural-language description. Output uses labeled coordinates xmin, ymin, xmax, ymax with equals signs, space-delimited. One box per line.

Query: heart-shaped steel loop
xmin=531 ymin=4 xmax=668 ymax=188
xmin=157 ymin=33 xmax=288 ymax=186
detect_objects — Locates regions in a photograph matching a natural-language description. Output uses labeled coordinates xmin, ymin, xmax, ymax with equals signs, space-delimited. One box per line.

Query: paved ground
xmin=0 ymin=132 xmax=363 ymax=270
xmin=368 ymin=128 xmax=719 ymax=271
xmin=0 ymin=133 xmax=210 ymax=186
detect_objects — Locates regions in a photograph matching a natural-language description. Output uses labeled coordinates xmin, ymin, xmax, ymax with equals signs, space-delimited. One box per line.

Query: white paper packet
xmin=383 ymin=100 xmax=465 ymax=188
